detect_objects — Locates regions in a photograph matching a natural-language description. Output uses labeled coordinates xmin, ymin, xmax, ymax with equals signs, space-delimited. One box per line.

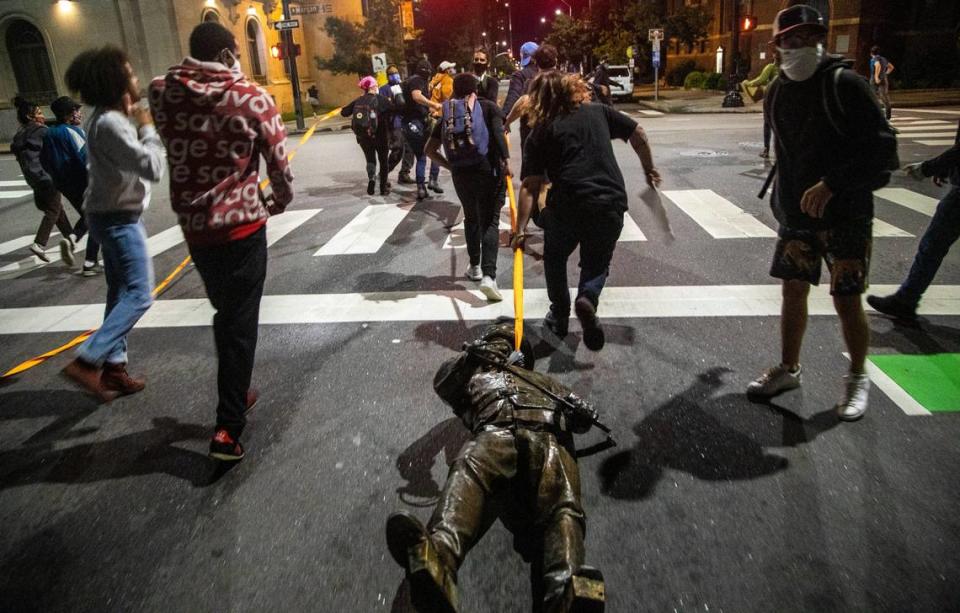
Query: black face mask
xmin=473 ymin=62 xmax=488 ymax=74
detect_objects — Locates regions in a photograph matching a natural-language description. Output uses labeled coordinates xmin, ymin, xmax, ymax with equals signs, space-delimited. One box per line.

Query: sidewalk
xmin=285 ymin=112 xmax=351 ymax=136
xmin=633 ymin=83 xmax=960 ymax=114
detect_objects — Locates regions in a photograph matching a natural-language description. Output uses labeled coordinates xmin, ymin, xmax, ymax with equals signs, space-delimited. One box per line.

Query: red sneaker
xmin=101 ymin=363 xmax=146 ymax=396
xmin=209 ymin=429 xmax=245 ymax=462
xmin=61 ymin=358 xmax=118 ymax=403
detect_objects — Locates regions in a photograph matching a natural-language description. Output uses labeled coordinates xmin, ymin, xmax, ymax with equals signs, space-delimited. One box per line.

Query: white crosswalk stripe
xmin=2 ymin=283 xmax=958 ymax=334
xmin=895 ymin=124 xmax=953 ymax=132
xmin=915 ymin=140 xmax=955 ymax=147
xmin=314 ymin=202 xmax=414 ymax=256
xmin=662 ymin=189 xmax=776 ymax=238
xmin=638 ymin=110 xmax=664 ymax=117
xmin=0 ymin=180 xmax=29 ymax=187
xmin=875 ymin=187 xmax=938 ymax=216
xmin=0 ymin=190 xmax=32 ymax=200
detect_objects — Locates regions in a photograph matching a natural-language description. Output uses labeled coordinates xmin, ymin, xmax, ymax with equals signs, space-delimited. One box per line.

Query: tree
xmin=315 ymin=0 xmax=411 ymax=76
xmin=666 ymin=5 xmax=711 ymax=53
xmin=545 ymin=15 xmax=596 ymax=69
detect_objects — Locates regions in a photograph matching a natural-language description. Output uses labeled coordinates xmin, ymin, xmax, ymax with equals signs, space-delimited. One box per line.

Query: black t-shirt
xmin=341 ymin=93 xmax=391 ymax=138
xmin=401 ymin=75 xmax=429 ymax=121
xmin=523 ymin=103 xmax=637 ymax=210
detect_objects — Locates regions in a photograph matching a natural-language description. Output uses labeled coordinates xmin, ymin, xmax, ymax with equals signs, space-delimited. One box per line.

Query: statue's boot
xmin=570 ymin=566 xmax=605 ymax=613
xmin=386 ymin=511 xmax=459 ymax=613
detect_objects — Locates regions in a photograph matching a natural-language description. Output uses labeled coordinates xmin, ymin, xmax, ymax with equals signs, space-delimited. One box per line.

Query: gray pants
xmin=32 ymin=181 xmax=71 ymax=246
xmin=874 ymin=80 xmax=892 ymax=120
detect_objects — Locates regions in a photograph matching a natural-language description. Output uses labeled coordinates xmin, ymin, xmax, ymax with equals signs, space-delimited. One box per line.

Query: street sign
xmin=274 ymin=19 xmax=300 ymax=31
xmin=371 ymin=53 xmax=387 ymax=75
xmin=290 ymin=5 xmax=324 ymax=15
xmin=628 ymin=58 xmax=635 ymax=69
xmin=652 ymin=50 xmax=660 ymax=68
xmin=648 ymin=28 xmax=664 ymax=42
xmin=652 ymin=38 xmax=661 ymax=52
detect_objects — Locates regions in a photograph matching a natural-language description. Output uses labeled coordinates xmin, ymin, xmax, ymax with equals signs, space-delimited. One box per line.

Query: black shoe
xmin=428 ymin=178 xmax=444 ymax=194
xmin=543 ymin=310 xmax=569 ymax=338
xmin=867 ymin=294 xmax=917 ymax=321
xmin=398 ymin=173 xmax=415 ymax=185
xmin=380 ymin=182 xmax=391 ymax=196
xmin=417 ymin=184 xmax=428 ymax=201
xmin=367 ymin=179 xmax=376 ymax=195
xmin=575 ymin=296 xmax=605 ymax=351
xmin=209 ymin=429 xmax=245 ymax=461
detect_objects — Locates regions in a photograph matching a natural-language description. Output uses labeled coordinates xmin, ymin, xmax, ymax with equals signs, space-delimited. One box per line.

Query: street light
xmin=555 ymin=9 xmax=562 ymax=16
xmin=540 ymin=16 xmax=546 ymax=24
xmin=557 ymin=0 xmax=572 ymax=17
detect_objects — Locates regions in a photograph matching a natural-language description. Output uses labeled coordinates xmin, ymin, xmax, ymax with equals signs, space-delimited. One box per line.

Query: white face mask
xmin=777 ymin=43 xmax=823 ymax=82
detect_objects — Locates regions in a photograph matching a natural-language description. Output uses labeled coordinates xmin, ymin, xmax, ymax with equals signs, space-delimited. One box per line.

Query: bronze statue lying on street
xmin=386 ymin=323 xmax=610 ymax=612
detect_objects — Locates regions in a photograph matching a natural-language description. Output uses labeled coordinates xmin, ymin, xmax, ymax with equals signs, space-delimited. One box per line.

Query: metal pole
xmin=655 ymin=65 xmax=659 ymax=101
xmin=506 ymin=3 xmax=514 ymax=57
xmin=282 ymin=0 xmax=305 ymax=131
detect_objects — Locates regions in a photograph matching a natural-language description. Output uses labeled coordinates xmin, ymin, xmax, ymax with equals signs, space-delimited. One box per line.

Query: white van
xmin=606 ymin=65 xmax=633 ymax=100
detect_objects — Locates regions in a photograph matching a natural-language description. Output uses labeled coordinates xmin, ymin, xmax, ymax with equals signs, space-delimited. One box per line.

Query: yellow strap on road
xmin=505 ymin=138 xmax=524 ymax=351
xmin=2 ymin=108 xmax=343 ymax=380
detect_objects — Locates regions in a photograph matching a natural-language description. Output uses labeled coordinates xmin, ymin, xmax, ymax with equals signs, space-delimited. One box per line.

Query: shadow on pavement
xmin=599 ymin=367 xmax=839 ymax=500
xmin=869 ymin=316 xmax=960 ymax=355
xmin=395 ymin=417 xmax=470 ymax=507
xmin=0 ymin=413 xmax=216 ymax=489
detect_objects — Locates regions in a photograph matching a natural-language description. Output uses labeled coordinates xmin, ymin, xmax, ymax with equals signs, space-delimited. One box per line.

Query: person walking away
xmin=60 ymin=47 xmax=165 ymax=401
xmin=342 ymin=76 xmax=393 ymax=196
xmin=868 ymin=121 xmax=960 ymax=321
xmin=510 ymin=71 xmax=662 ymax=351
xmin=739 ymin=50 xmax=779 ymax=158
xmin=306 ymin=84 xmax=321 ymax=115
xmin=426 ymin=61 xmax=456 ymax=195
xmin=502 ymin=42 xmax=540 ymax=149
xmin=473 ymin=49 xmax=500 ymax=103
xmin=150 ymin=22 xmax=294 ymax=462
xmin=41 ymin=96 xmax=101 ymax=275
xmin=401 ymin=59 xmax=442 ymax=201
xmin=869 ymin=46 xmax=894 ymax=121
xmin=426 ymin=73 xmax=510 ymax=302
xmin=380 ymin=65 xmax=414 ymax=184
xmin=11 ymin=96 xmax=73 ymax=263
xmin=747 ymin=5 xmax=899 ymax=421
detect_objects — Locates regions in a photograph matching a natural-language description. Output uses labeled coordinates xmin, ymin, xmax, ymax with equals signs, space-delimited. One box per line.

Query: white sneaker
xmin=747 ymin=364 xmax=802 ymax=398
xmin=29 ymin=242 xmax=50 ymax=263
xmin=836 ymin=373 xmax=870 ymax=421
xmin=59 ymin=235 xmax=76 ymax=268
xmin=479 ymin=276 xmax=503 ymax=302
xmin=465 ymin=265 xmax=482 ymax=281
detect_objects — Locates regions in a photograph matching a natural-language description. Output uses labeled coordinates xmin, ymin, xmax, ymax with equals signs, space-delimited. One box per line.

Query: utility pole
xmin=281 ymin=0 xmax=305 ymax=131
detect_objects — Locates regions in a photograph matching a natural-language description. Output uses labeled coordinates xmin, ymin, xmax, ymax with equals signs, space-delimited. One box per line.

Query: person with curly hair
xmin=510 ymin=71 xmax=661 ymax=351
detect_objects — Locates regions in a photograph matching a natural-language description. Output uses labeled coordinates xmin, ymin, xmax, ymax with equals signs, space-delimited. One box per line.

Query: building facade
xmin=665 ymin=0 xmax=960 ymax=84
xmin=0 ymin=0 xmax=374 ymax=141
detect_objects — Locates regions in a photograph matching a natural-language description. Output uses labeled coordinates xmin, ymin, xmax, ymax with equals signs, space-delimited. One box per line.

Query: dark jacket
xmin=502 ymin=65 xmax=538 ymax=117
xmin=40 ymin=123 xmax=88 ymax=201
xmin=341 ymin=93 xmax=393 ymax=140
xmin=434 ymin=98 xmax=509 ymax=168
xmin=920 ymin=120 xmax=960 ymax=187
xmin=766 ymin=56 xmax=898 ymax=230
xmin=11 ymin=122 xmax=52 ymax=188
xmin=477 ymin=73 xmax=500 ymax=103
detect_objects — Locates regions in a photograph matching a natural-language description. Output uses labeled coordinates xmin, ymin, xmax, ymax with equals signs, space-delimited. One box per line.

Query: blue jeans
xmin=896 ymin=186 xmax=960 ymax=306
xmin=402 ymin=118 xmax=429 ymax=184
xmin=76 ymin=215 xmax=154 ymax=366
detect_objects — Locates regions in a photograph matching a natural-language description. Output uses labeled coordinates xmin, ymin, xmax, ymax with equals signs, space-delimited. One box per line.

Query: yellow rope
xmin=505 ymin=138 xmax=524 ymax=351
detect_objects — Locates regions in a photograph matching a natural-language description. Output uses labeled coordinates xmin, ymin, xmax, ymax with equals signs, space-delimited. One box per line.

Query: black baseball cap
xmin=50 ymin=96 xmax=81 ymax=118
xmin=771 ymin=4 xmax=827 ymax=42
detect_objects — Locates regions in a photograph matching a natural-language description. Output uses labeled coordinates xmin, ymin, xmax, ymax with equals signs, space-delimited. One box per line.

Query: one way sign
xmin=274 ymin=19 xmax=300 ymax=31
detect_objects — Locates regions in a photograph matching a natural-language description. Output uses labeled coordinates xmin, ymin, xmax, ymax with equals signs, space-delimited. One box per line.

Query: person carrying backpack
xmin=869 ymin=45 xmax=895 ymax=120
xmin=400 ymin=59 xmax=443 ymax=200
xmin=426 ymin=73 xmax=510 ymax=302
xmin=342 ymin=76 xmax=393 ymax=195
xmin=425 ymin=61 xmax=456 ymax=195
xmin=746 ymin=5 xmax=899 ymax=422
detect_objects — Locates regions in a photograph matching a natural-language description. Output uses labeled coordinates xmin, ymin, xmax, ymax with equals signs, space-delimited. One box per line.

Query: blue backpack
xmin=441 ymin=95 xmax=489 ymax=168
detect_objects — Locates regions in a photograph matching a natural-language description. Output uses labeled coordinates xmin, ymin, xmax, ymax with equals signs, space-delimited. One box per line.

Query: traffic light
xmin=741 ymin=15 xmax=757 ymax=32
xmin=270 ymin=43 xmax=284 ymax=60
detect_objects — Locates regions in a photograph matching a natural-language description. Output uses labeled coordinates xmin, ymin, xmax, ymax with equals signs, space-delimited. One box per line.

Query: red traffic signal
xmin=270 ymin=43 xmax=284 ymax=59
xmin=741 ymin=15 xmax=757 ymax=32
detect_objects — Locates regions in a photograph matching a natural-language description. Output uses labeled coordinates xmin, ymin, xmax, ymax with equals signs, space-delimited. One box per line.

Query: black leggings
xmin=358 ymin=136 xmax=390 ymax=185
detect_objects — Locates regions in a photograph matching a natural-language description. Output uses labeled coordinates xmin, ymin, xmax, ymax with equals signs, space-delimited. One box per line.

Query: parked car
xmin=606 ymin=65 xmax=633 ymax=100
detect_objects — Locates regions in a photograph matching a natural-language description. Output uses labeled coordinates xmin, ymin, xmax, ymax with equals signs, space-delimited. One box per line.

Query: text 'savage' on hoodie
xmin=148 ymin=57 xmax=294 ymax=246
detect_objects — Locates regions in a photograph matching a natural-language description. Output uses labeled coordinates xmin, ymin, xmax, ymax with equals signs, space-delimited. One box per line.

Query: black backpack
xmin=351 ymin=96 xmax=379 ymax=139
xmin=762 ymin=64 xmax=899 ymax=197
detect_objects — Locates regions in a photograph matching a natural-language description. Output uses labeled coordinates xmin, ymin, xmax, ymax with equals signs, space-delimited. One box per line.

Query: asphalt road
xmin=0 ymin=106 xmax=958 ymax=612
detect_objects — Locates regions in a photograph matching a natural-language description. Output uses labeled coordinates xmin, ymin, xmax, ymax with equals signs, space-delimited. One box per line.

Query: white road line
xmin=0 ymin=234 xmax=87 ymax=279
xmin=900 ymin=133 xmax=959 ymax=139
xmin=266 ymin=208 xmax=322 ymax=247
xmin=873 ymin=219 xmax=913 ymax=238
xmin=620 ymin=212 xmax=648 ymax=241
xmin=899 ymin=109 xmax=960 ymax=116
xmin=895 ymin=125 xmax=954 ymax=132
xmin=891 ymin=120 xmax=954 ymax=126
xmin=639 ymin=110 xmax=665 ymax=116
xmin=843 ymin=353 xmax=932 ymax=416
xmin=145 ymin=226 xmax=188 ymax=258
xmin=875 ymin=187 xmax=938 ymax=216
xmin=915 ymin=140 xmax=956 ymax=147
xmin=0 ymin=190 xmax=33 ymax=200
xmin=0 ymin=180 xmax=29 ymax=187
xmin=3 ymin=284 xmax=958 ymax=334
xmin=662 ymin=189 xmax=776 ymax=238
xmin=442 ymin=209 xmax=511 ymax=249
xmin=314 ymin=202 xmax=414 ymax=256
xmin=0 ymin=235 xmax=37 ymax=256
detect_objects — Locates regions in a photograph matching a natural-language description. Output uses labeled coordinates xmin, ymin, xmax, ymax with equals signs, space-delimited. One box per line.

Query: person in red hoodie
xmin=149 ymin=22 xmax=294 ymax=462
